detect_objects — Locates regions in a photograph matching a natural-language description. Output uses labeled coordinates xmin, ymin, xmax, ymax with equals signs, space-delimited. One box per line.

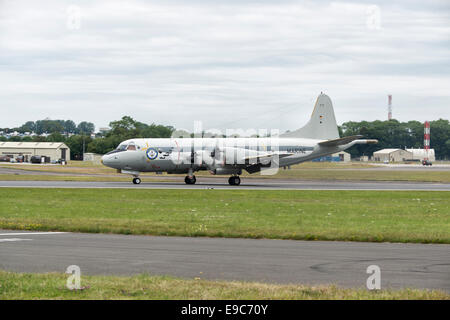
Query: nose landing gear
xmin=185 ymin=175 xmax=197 ymax=185
xmin=228 ymin=176 xmax=241 ymax=186
xmin=132 ymin=177 xmax=141 ymax=184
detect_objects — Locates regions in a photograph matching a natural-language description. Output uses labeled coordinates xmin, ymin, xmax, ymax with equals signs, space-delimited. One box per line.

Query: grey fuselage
xmin=101 ymin=137 xmax=353 ymax=175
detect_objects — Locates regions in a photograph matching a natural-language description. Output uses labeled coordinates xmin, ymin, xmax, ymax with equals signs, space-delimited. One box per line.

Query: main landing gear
xmin=132 ymin=177 xmax=141 ymax=184
xmin=185 ymin=175 xmax=196 ymax=185
xmin=228 ymin=176 xmax=241 ymax=186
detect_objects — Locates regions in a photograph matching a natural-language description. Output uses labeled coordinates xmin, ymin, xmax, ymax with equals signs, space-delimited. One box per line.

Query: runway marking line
xmin=0 ymin=238 xmax=33 ymax=242
xmin=0 ymin=232 xmax=67 ymax=236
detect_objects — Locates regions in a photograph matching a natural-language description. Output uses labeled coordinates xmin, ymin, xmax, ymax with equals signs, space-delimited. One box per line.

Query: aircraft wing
xmin=318 ymin=135 xmax=363 ymax=147
xmin=241 ymin=152 xmax=294 ymax=163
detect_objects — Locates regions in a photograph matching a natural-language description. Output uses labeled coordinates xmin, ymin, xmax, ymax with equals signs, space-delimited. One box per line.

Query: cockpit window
xmin=127 ymin=142 xmax=137 ymax=151
xmin=117 ymin=144 xmax=127 ymax=151
xmin=106 ymin=142 xmax=138 ymax=155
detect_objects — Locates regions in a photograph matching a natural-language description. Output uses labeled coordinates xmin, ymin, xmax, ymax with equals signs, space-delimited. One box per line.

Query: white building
xmin=332 ymin=151 xmax=351 ymax=162
xmin=406 ymin=148 xmax=436 ymax=161
xmin=373 ymin=149 xmax=413 ymax=162
xmin=83 ymin=153 xmax=103 ymax=164
xmin=313 ymin=151 xmax=351 ymax=162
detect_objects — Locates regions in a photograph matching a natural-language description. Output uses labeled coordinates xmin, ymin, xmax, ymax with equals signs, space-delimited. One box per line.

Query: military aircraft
xmin=101 ymin=93 xmax=377 ymax=185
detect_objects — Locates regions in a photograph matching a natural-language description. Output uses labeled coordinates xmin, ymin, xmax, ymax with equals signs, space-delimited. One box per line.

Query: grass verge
xmin=0 ymin=174 xmax=130 ymax=182
xmin=247 ymin=168 xmax=450 ymax=182
xmin=0 ymin=271 xmax=447 ymax=300
xmin=0 ymin=189 xmax=448 ymax=243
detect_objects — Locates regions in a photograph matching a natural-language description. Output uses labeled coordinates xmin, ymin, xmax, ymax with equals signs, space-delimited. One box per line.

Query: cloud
xmin=0 ymin=0 xmax=449 ymax=132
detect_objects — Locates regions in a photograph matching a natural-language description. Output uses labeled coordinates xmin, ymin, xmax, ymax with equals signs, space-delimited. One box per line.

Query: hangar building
xmin=373 ymin=148 xmax=413 ymax=162
xmin=0 ymin=142 xmax=70 ymax=162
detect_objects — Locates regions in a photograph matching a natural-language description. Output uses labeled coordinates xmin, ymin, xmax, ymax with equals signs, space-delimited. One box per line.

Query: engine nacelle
xmin=211 ymin=167 xmax=242 ymax=175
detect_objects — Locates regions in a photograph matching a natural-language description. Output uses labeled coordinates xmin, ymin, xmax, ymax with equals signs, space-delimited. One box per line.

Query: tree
xmin=47 ymin=132 xmax=66 ymax=142
xmin=9 ymin=136 xmax=22 ymax=142
xmin=76 ymin=122 xmax=95 ymax=134
xmin=35 ymin=119 xmax=64 ymax=134
xmin=87 ymin=136 xmax=123 ymax=154
xmin=32 ymin=136 xmax=47 ymax=142
xmin=142 ymin=124 xmax=175 ymax=138
xmin=107 ymin=116 xmax=174 ymax=140
xmin=66 ymin=135 xmax=92 ymax=160
xmin=84 ymin=116 xmax=175 ymax=154
xmin=109 ymin=116 xmax=136 ymax=133
xmin=430 ymin=119 xmax=450 ymax=160
xmin=19 ymin=121 xmax=36 ymax=133
xmin=64 ymin=120 xmax=77 ymax=134
xmin=341 ymin=119 xmax=450 ymax=160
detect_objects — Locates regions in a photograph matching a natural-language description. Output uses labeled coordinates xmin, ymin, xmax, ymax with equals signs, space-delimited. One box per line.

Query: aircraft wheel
xmin=228 ymin=176 xmax=240 ymax=186
xmin=184 ymin=175 xmax=196 ymax=184
xmin=133 ymin=177 xmax=141 ymax=184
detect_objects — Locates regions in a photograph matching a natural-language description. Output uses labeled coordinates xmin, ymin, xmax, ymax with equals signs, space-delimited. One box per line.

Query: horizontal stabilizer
xmin=318 ymin=135 xmax=363 ymax=147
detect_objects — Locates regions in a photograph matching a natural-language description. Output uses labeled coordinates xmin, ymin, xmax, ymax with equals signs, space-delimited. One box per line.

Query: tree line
xmin=0 ymin=116 xmax=174 ymax=160
xmin=87 ymin=116 xmax=175 ymax=157
xmin=340 ymin=119 xmax=450 ymax=160
xmin=1 ymin=120 xmax=96 ymax=135
xmin=1 ymin=117 xmax=449 ymax=160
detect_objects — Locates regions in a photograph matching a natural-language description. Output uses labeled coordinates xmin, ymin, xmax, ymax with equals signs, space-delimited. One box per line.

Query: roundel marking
xmin=146 ymin=148 xmax=158 ymax=160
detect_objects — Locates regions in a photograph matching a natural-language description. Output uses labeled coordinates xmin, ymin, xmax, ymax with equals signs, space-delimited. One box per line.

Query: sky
xmin=0 ymin=0 xmax=449 ymax=133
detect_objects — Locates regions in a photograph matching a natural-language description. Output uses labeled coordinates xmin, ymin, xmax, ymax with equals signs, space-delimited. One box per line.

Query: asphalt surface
xmin=0 ymin=230 xmax=448 ymax=291
xmin=1 ymin=179 xmax=450 ymax=190
xmin=2 ymin=163 xmax=450 ymax=172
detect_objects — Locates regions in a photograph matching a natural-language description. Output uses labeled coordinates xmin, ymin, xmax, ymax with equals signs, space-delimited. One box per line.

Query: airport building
xmin=313 ymin=151 xmax=351 ymax=162
xmin=373 ymin=148 xmax=413 ymax=162
xmin=0 ymin=142 xmax=70 ymax=162
xmin=406 ymin=148 xmax=436 ymax=161
xmin=83 ymin=152 xmax=103 ymax=164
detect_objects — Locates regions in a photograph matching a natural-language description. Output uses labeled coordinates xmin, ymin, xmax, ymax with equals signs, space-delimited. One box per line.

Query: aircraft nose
xmin=102 ymin=153 xmax=121 ymax=169
xmin=101 ymin=154 xmax=112 ymax=166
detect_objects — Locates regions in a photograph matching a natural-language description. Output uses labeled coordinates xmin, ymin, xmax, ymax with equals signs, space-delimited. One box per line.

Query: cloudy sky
xmin=0 ymin=0 xmax=449 ymax=133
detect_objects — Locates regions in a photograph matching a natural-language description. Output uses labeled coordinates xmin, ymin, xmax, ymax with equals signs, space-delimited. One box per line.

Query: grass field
xmin=246 ymin=168 xmax=450 ymax=182
xmin=0 ymin=174 xmax=133 ymax=182
xmin=0 ymin=189 xmax=448 ymax=243
xmin=0 ymin=271 xmax=447 ymax=300
xmin=1 ymin=170 xmax=450 ymax=183
xmin=0 ymin=162 xmax=116 ymax=175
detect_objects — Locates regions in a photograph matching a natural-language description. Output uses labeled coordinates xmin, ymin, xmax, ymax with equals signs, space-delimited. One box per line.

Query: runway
xmin=0 ymin=179 xmax=450 ymax=190
xmin=0 ymin=230 xmax=448 ymax=291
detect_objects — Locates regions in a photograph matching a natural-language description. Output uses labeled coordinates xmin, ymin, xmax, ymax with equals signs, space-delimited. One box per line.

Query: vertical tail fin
xmin=281 ymin=93 xmax=339 ymax=140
